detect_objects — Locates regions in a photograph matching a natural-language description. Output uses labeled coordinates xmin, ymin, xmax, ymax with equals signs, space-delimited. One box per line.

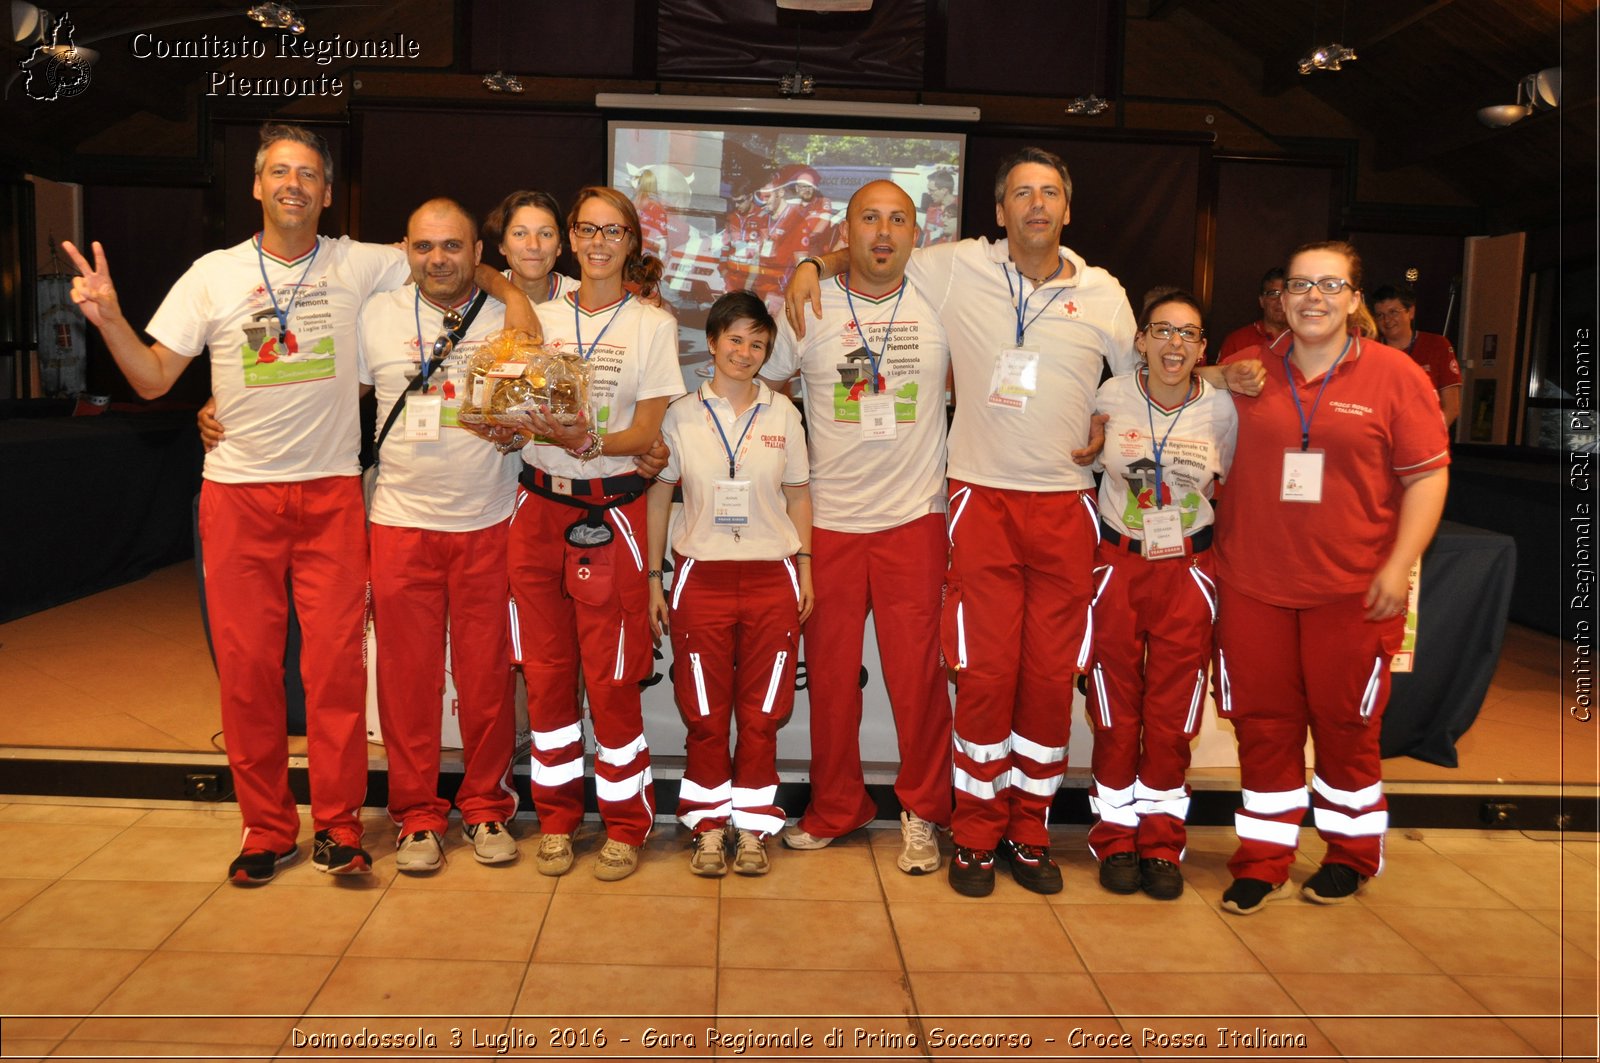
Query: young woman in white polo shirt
xmin=646 ymin=292 xmax=814 ymax=876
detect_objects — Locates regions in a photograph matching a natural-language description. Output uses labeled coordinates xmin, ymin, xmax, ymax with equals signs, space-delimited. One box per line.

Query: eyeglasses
xmin=1144 ymin=321 xmax=1205 ymax=344
xmin=571 ymin=222 xmax=632 ymax=243
xmin=1260 ymin=289 xmax=1284 ymax=299
xmin=429 ymin=307 xmax=464 ymax=363
xmin=1284 ymin=277 xmax=1356 ymax=296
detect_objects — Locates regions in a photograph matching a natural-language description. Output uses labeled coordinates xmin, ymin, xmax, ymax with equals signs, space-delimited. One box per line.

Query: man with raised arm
xmin=786 ymin=147 xmax=1264 ymax=899
xmin=64 ymin=124 xmax=527 ymax=887
xmin=763 ymin=180 xmax=953 ymax=875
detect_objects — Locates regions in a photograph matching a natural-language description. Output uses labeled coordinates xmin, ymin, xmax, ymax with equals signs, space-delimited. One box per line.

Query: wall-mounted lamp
xmin=1477 ymin=67 xmax=1561 ymax=128
xmin=1065 ymin=94 xmax=1109 ymax=116
xmin=246 ymin=2 xmax=305 ymax=35
xmin=482 ymin=70 xmax=524 ymax=94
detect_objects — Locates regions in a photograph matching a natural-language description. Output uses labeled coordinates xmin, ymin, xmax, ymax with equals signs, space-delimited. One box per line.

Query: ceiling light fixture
xmin=246 ymin=2 xmax=304 ymax=35
xmin=1477 ymin=67 xmax=1561 ymax=128
xmin=1065 ymin=94 xmax=1109 ymax=116
xmin=1298 ymin=42 xmax=1357 ymax=74
xmin=482 ymin=70 xmax=524 ymax=94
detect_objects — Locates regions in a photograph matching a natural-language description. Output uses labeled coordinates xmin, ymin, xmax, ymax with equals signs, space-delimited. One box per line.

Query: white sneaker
xmin=395 ymin=829 xmax=444 ymax=874
xmin=464 ymin=820 xmax=518 ymax=865
xmin=780 ymin=824 xmax=833 ymax=851
xmin=594 ymin=837 xmax=640 ymax=881
xmin=897 ymin=811 xmax=941 ymax=874
xmin=733 ymin=829 xmax=770 ymax=876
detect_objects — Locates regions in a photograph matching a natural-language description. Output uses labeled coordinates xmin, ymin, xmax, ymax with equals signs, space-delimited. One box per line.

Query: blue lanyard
xmin=1141 ymin=370 xmax=1198 ymax=510
xmin=702 ymin=391 xmax=761 ymax=479
xmin=254 ymin=234 xmax=320 ymax=339
xmin=1285 ymin=335 xmax=1354 ymax=451
xmin=574 ymin=292 xmax=630 ymax=362
xmin=412 ymin=287 xmax=474 ymax=390
xmin=842 ymin=277 xmax=905 ymax=394
xmin=1002 ymin=259 xmax=1065 ymax=345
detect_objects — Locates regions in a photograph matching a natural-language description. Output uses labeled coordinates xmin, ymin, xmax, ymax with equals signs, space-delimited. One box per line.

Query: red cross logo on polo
xmin=577 ymin=566 xmax=591 ymax=581
xmin=1063 ymin=301 xmax=1081 ymax=318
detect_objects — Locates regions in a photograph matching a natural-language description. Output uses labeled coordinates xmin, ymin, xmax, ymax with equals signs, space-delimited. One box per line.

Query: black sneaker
xmin=1302 ymin=862 xmax=1368 ymax=904
xmin=1098 ymin=851 xmax=1141 ymax=894
xmin=312 ymin=829 xmax=371 ymax=875
xmin=997 ymin=838 xmax=1063 ymax=895
xmin=948 ymin=846 xmax=996 ymax=897
xmin=1221 ymin=876 xmax=1286 ymax=915
xmin=1139 ymin=857 xmax=1184 ymax=900
xmin=227 ymin=846 xmax=297 ymax=886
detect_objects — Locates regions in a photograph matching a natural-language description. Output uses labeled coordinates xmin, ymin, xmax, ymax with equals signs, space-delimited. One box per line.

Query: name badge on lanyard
xmin=987 ymin=348 xmax=1038 ymax=411
xmin=1280 ymin=448 xmax=1325 ymax=502
xmin=404 ymin=393 xmax=443 ymax=441
xmin=713 ymin=479 xmax=751 ymax=525
xmin=858 ymin=393 xmax=897 ymax=440
xmin=1142 ymin=508 xmax=1186 ymax=560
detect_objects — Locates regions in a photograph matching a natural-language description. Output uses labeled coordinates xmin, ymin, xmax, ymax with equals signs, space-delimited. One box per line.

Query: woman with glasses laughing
xmin=1212 ymin=241 xmax=1450 ymax=916
xmin=1085 ymin=289 xmax=1238 ymax=902
xmin=505 ymin=186 xmax=686 ymax=883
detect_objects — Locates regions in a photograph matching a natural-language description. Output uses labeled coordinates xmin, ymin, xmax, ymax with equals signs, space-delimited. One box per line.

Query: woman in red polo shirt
xmin=1212 ymin=241 xmax=1449 ymax=915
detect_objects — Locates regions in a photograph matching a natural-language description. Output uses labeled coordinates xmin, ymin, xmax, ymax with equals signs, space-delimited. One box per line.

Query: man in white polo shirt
xmin=787 ymin=148 xmax=1264 ymax=898
xmin=764 ymin=180 xmax=953 ymax=874
xmin=361 ymin=198 xmax=522 ymax=872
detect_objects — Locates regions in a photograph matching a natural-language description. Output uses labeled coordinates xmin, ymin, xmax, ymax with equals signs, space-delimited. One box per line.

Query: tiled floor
xmin=0 ymin=800 xmax=1594 ymax=1062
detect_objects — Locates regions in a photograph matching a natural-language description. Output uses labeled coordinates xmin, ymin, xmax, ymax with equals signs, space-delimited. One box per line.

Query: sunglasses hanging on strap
xmin=373 ymin=289 xmax=489 ymax=455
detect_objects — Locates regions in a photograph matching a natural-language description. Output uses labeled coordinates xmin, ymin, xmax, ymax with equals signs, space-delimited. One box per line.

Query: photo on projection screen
xmin=609 ymin=121 xmax=964 ymax=388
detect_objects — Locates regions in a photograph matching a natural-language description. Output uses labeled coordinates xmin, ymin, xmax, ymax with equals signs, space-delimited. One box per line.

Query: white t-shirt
xmin=767 ymin=275 xmax=949 ymax=534
xmin=659 ymin=381 xmax=809 ymax=561
xmin=525 ymin=292 xmax=685 ymax=480
xmin=500 ymin=268 xmax=579 ymax=305
xmin=148 ymin=235 xmax=409 ymax=484
xmin=907 ymin=237 xmax=1137 ymax=492
xmin=358 ymin=288 xmax=521 ymax=532
xmin=1093 ymin=371 xmax=1237 ymax=540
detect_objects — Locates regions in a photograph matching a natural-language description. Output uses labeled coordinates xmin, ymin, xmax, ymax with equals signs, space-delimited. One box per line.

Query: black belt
xmin=1099 ymin=519 xmax=1212 ymax=557
xmin=520 ymin=466 xmax=649 ymax=500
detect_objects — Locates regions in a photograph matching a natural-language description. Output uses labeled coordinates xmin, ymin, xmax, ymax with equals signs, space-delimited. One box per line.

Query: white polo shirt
xmin=526 ymin=292 xmax=685 ymax=480
xmin=907 ymin=237 xmax=1137 ymax=492
xmin=767 ymin=275 xmax=949 ymax=534
xmin=658 ymin=381 xmax=809 ymax=562
xmin=1093 ymin=370 xmax=1237 ymax=541
xmin=500 ymin=268 xmax=578 ymax=304
xmin=359 ymin=288 xmax=521 ymax=532
xmin=148 ymin=235 xmax=410 ymax=484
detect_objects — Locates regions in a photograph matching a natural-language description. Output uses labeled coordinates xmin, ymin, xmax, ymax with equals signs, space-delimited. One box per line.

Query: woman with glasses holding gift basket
xmin=506 ymin=186 xmax=685 ymax=882
xmin=1085 ymin=290 xmax=1237 ymax=902
xmin=1212 ymin=241 xmax=1449 ymax=916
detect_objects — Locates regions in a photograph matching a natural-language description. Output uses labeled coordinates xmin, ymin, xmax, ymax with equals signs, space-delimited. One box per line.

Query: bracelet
xmin=574 ymin=432 xmax=604 ymax=462
xmin=647 ymin=570 xmax=663 ymax=581
xmin=798 ymin=256 xmax=824 ymax=275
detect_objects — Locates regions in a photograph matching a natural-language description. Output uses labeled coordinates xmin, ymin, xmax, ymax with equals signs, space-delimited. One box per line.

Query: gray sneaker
xmin=780 ymin=824 xmax=833 ymax=850
xmin=464 ymin=820 xmax=518 ymax=865
xmin=689 ymin=827 xmax=728 ymax=877
xmin=535 ymin=832 xmax=574 ymax=876
xmin=733 ymin=829 xmax=770 ymax=876
xmin=395 ymin=829 xmax=443 ymax=874
xmin=897 ymin=811 xmax=941 ymax=874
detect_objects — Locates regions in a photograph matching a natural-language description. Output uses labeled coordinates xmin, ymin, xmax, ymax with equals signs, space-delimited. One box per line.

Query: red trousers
xmin=198 ymin=477 xmax=369 ymax=852
xmin=941 ymin=482 xmax=1097 ymax=849
xmin=1086 ymin=543 xmax=1218 ymax=862
xmin=1215 ymin=582 xmax=1403 ymax=881
xmin=669 ymin=557 xmax=799 ymax=836
xmin=798 ymin=514 xmax=952 ymax=837
xmin=370 ymin=520 xmax=518 ymax=835
xmin=508 ymin=487 xmax=654 ymax=845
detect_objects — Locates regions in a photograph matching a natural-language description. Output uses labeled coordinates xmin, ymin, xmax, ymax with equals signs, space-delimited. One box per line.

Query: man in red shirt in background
xmin=1218 ymin=267 xmax=1289 ymax=362
xmin=1371 ymin=283 xmax=1462 ymax=429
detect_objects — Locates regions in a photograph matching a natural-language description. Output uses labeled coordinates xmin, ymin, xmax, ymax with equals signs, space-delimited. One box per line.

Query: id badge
xmin=987 ymin=347 xmax=1038 ymax=411
xmin=403 ymin=394 xmax=443 ymax=441
xmin=1142 ymin=508 xmax=1186 ymax=560
xmin=858 ymin=393 xmax=897 ymax=441
xmin=713 ymin=479 xmax=752 ymax=525
xmin=1281 ymin=448 xmax=1325 ymax=503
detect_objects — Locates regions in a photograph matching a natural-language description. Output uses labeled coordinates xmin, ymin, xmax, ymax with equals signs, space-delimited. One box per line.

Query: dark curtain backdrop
xmin=944 ymin=0 xmax=1117 ymax=97
xmin=467 ymin=1 xmax=639 ymax=79
xmin=657 ymin=0 xmax=925 ymax=87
